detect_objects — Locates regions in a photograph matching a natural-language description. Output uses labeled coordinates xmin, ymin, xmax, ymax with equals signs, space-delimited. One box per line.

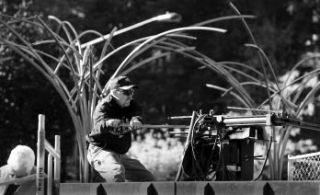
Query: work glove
xmin=130 ymin=117 xmax=142 ymax=130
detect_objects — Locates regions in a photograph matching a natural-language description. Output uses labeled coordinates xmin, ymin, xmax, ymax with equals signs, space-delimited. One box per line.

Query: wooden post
xmin=36 ymin=114 xmax=45 ymax=195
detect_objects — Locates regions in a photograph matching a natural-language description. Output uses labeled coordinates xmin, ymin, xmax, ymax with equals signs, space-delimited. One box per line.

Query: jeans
xmin=87 ymin=144 xmax=154 ymax=182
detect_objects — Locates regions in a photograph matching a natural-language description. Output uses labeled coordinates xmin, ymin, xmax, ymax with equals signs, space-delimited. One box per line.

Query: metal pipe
xmin=45 ymin=140 xmax=61 ymax=159
xmin=36 ymin=114 xmax=45 ymax=195
xmin=168 ymin=116 xmax=192 ymax=120
xmin=80 ymin=12 xmax=180 ymax=48
xmin=54 ymin=135 xmax=61 ymax=195
xmin=47 ymin=154 xmax=53 ymax=195
xmin=120 ymin=124 xmax=189 ymax=129
xmin=222 ymin=115 xmax=272 ymax=126
xmin=223 ymin=117 xmax=267 ymax=124
xmin=227 ymin=106 xmax=282 ymax=113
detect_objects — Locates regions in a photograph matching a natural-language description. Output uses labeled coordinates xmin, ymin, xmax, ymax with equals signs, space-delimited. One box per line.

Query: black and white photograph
xmin=1 ymin=0 xmax=320 ymax=194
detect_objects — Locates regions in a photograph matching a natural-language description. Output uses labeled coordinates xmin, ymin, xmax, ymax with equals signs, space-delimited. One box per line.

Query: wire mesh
xmin=288 ymin=152 xmax=320 ymax=180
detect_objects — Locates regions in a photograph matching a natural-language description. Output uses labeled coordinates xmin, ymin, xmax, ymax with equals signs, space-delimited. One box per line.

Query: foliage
xmin=128 ymin=130 xmax=185 ymax=181
xmin=0 ymin=0 xmax=74 ymax=170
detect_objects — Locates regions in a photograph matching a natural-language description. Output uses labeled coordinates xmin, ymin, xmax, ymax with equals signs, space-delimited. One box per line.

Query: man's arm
xmin=90 ymin=100 xmax=134 ymax=137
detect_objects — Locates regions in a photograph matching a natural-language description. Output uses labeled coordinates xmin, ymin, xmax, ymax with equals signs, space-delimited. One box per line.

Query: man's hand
xmin=130 ymin=118 xmax=142 ymax=130
xmin=105 ymin=119 xmax=121 ymax=127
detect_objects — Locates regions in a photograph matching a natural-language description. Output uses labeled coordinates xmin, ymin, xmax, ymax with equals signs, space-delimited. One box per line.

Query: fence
xmin=36 ymin=114 xmax=61 ymax=195
xmin=288 ymin=151 xmax=320 ymax=180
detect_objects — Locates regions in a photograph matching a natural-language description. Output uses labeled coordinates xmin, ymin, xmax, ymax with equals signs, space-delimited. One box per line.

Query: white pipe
xmin=36 ymin=114 xmax=45 ymax=195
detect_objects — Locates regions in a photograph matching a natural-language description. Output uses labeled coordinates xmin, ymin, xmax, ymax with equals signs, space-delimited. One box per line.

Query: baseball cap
xmin=101 ymin=76 xmax=137 ymax=97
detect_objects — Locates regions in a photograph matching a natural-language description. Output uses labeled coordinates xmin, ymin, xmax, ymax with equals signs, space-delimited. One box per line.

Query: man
xmin=0 ymin=145 xmax=36 ymax=195
xmin=87 ymin=75 xmax=154 ymax=182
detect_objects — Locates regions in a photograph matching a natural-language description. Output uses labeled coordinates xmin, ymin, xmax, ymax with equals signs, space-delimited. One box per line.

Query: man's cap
xmin=101 ymin=75 xmax=137 ymax=97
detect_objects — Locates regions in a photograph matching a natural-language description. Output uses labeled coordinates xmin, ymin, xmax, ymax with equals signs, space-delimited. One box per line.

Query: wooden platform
xmin=60 ymin=181 xmax=320 ymax=195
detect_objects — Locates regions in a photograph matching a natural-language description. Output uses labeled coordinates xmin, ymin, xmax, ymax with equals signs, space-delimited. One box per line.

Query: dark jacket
xmin=88 ymin=97 xmax=142 ymax=154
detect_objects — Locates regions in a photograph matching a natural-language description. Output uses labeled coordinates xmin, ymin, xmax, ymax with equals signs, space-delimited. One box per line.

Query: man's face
xmin=10 ymin=166 xmax=29 ymax=178
xmin=113 ymin=89 xmax=134 ymax=107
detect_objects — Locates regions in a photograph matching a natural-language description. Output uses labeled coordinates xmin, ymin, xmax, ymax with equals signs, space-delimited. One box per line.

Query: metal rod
xmin=45 ymin=140 xmax=61 ymax=159
xmin=168 ymin=116 xmax=192 ymax=120
xmin=88 ymin=124 xmax=190 ymax=138
xmin=120 ymin=124 xmax=190 ymax=129
xmin=221 ymin=115 xmax=272 ymax=126
xmin=47 ymin=154 xmax=53 ymax=195
xmin=80 ymin=12 xmax=179 ymax=48
xmin=223 ymin=117 xmax=268 ymax=125
xmin=87 ymin=115 xmax=320 ymax=136
xmin=36 ymin=114 xmax=45 ymax=195
xmin=227 ymin=106 xmax=282 ymax=113
xmin=290 ymin=124 xmax=320 ymax=132
xmin=54 ymin=135 xmax=61 ymax=195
